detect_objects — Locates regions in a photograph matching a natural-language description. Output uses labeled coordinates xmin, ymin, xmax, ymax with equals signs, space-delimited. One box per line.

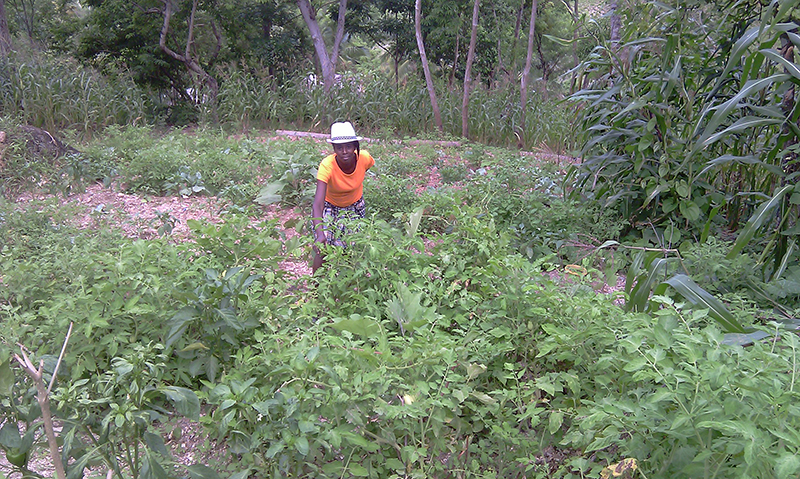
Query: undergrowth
xmin=1 ymin=128 xmax=798 ymax=479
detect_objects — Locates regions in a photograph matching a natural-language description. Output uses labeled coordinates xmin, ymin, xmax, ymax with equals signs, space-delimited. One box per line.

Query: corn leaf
xmin=727 ymin=185 xmax=793 ymax=259
xmin=692 ymin=74 xmax=791 ymax=157
xmin=663 ymin=274 xmax=745 ymax=333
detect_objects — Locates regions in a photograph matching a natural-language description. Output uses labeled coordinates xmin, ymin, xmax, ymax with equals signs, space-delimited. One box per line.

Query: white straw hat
xmin=327 ymin=121 xmax=363 ymax=144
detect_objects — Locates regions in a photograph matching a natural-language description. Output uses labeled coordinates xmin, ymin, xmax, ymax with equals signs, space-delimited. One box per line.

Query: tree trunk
xmin=510 ymin=0 xmax=524 ymax=77
xmin=462 ymin=0 xmax=480 ymax=138
xmin=14 ymin=0 xmax=34 ymax=45
xmin=0 ymin=0 xmax=11 ymax=55
xmin=570 ymin=0 xmax=579 ymax=94
xmin=536 ymin=30 xmax=548 ymax=98
xmin=158 ymin=0 xmax=220 ymax=120
xmin=297 ymin=0 xmax=347 ymax=93
xmin=449 ymin=16 xmax=461 ymax=88
xmin=415 ymin=0 xmax=443 ymax=132
xmin=609 ymin=0 xmax=621 ymax=44
xmin=520 ymin=0 xmax=537 ymax=140
xmin=493 ymin=4 xmax=505 ymax=86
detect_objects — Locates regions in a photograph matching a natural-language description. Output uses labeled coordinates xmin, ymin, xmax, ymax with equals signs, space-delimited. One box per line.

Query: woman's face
xmin=333 ymin=142 xmax=357 ymax=163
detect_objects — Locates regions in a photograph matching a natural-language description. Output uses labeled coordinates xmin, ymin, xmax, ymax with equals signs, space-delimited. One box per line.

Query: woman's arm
xmin=312 ymin=180 xmax=328 ymax=244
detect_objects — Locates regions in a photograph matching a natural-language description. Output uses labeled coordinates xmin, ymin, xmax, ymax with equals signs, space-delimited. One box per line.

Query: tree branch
xmin=159 ymin=0 xmax=185 ymax=63
xmin=131 ymin=1 xmax=161 ymax=14
xmin=330 ymin=0 xmax=347 ymax=70
xmin=185 ymin=0 xmax=197 ymax=60
xmin=12 ymin=324 xmax=73 ymax=479
xmin=209 ymin=18 xmax=221 ymax=61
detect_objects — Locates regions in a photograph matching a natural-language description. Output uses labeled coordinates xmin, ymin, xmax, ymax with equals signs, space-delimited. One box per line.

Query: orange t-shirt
xmin=316 ymin=151 xmax=375 ymax=207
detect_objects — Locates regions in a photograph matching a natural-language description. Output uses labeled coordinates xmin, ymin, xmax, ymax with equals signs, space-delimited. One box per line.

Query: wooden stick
xmin=12 ymin=324 xmax=73 ymax=479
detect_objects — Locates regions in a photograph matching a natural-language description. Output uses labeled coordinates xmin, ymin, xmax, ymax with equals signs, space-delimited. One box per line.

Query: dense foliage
xmin=2 ymin=0 xmax=800 ymax=477
xmin=1 ymin=128 xmax=799 ymax=479
xmin=0 ymin=0 xmax=590 ymax=148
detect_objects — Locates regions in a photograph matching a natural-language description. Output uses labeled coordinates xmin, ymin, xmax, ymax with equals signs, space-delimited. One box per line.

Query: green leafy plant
xmin=254 ymin=143 xmax=321 ymax=207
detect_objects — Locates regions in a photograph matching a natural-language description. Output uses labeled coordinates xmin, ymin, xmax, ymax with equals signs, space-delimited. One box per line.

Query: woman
xmin=312 ymin=121 xmax=375 ymax=272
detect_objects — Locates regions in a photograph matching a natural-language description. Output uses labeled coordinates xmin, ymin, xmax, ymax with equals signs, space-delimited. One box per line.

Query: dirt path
xmin=14 ymin=183 xmax=313 ymax=277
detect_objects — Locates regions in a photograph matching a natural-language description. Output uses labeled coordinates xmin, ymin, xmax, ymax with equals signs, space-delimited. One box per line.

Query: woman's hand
xmin=315 ymin=230 xmax=327 ymax=244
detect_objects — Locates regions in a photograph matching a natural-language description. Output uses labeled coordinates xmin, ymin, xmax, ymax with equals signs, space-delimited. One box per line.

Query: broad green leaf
xmin=466 ymin=363 xmax=487 ymax=381
xmin=144 ymin=432 xmax=170 ymax=457
xmin=386 ymin=458 xmax=405 ymax=471
xmin=341 ymin=431 xmax=380 ymax=452
xmin=254 ymin=182 xmax=284 ymax=205
xmin=727 ymin=185 xmax=793 ymax=259
xmin=329 ymin=315 xmax=381 ymax=337
xmin=348 ymin=464 xmax=369 ymax=477
xmin=165 ymin=306 xmax=200 ymax=348
xmin=0 ymin=359 xmax=13 ymax=396
xmin=775 ymin=453 xmax=800 ymax=479
xmin=406 ymin=206 xmax=424 ymax=237
xmin=679 ymin=200 xmax=701 ymax=222
xmin=162 ymin=386 xmax=201 ymax=420
xmin=140 ymin=451 xmax=169 ymax=479
xmin=186 ymin=465 xmax=222 ymax=479
xmin=385 ymin=283 xmax=436 ymax=333
xmin=294 ymin=436 xmax=309 ymax=456
xmin=0 ymin=422 xmax=21 ymax=449
xmin=266 ymin=442 xmax=284 ymax=458
xmin=470 ymin=392 xmax=496 ymax=405
xmin=229 ymin=469 xmax=251 ymax=479
xmin=663 ymin=275 xmax=745 ymax=333
xmin=549 ymin=411 xmax=564 ymax=434
xmin=298 ymin=420 xmax=316 ymax=433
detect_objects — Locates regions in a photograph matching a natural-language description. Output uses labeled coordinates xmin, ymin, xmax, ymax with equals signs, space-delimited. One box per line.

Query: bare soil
xmin=14 ymin=182 xmax=313 ymax=278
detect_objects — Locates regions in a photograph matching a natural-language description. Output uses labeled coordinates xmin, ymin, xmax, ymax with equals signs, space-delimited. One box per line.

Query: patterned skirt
xmin=322 ymin=197 xmax=366 ymax=247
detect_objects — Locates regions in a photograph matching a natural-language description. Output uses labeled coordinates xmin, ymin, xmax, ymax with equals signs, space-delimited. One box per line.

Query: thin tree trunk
xmin=536 ymin=30 xmax=548 ymax=98
xmin=449 ymin=17 xmax=461 ymax=88
xmin=609 ymin=0 xmax=621 ymax=44
xmin=298 ymin=0 xmax=347 ymax=93
xmin=493 ymin=4 xmax=504 ymax=86
xmin=16 ymin=0 xmax=34 ymax=44
xmin=158 ymin=0 xmax=219 ymax=120
xmin=510 ymin=0 xmax=524 ymax=77
xmin=520 ymin=0 xmax=537 ymax=140
xmin=415 ymin=0 xmax=443 ymax=132
xmin=0 ymin=0 xmax=11 ymax=55
xmin=570 ymin=0 xmax=579 ymax=93
xmin=462 ymin=0 xmax=480 ymax=138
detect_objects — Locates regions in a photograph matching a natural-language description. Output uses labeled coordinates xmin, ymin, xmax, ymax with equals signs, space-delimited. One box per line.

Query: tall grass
xmin=210 ymin=64 xmax=575 ymax=151
xmin=0 ymin=52 xmax=573 ymax=151
xmin=0 ymin=52 xmax=146 ymax=135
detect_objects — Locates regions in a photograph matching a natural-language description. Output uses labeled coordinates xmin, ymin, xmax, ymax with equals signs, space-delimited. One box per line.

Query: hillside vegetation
xmin=1 ymin=0 xmax=800 ymax=478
